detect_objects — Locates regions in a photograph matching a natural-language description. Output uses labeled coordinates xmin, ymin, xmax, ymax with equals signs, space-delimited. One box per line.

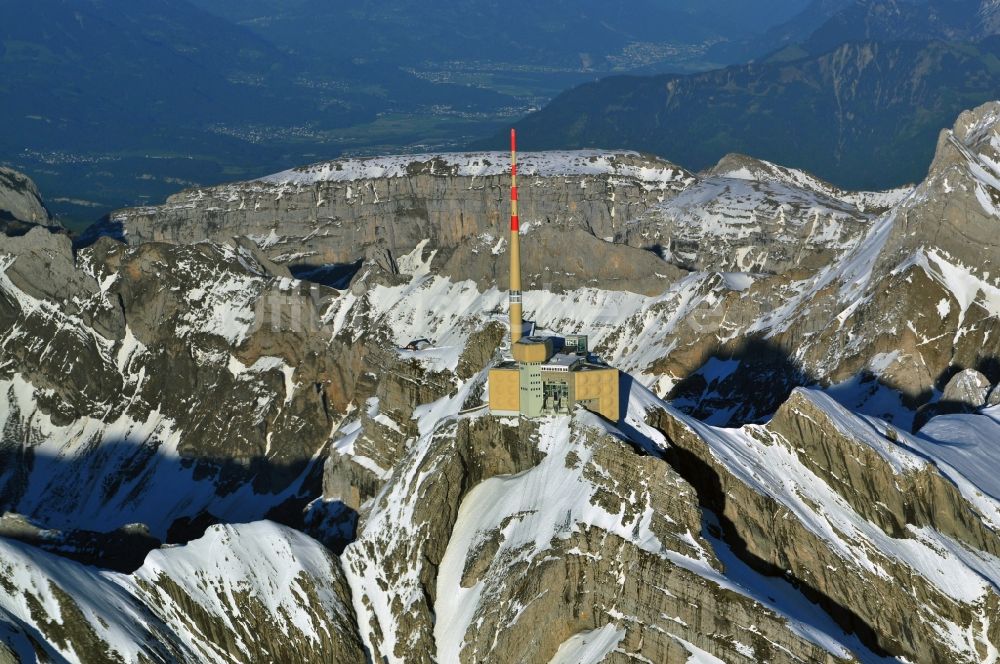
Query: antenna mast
xmin=509 ymin=129 xmax=523 ymax=345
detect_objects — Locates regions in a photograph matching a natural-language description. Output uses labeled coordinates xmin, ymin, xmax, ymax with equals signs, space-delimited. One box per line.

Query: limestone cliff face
xmin=105 ymin=148 xmax=905 ymax=293
xmin=441 ymin=225 xmax=687 ymax=296
xmin=616 ymin=173 xmax=878 ymax=275
xmin=0 ymin=167 xmax=52 ymax=230
xmin=616 ymin=152 xmax=912 ymax=277
xmin=650 ymin=388 xmax=1000 ymax=663
xmin=109 ymin=151 xmax=694 ymax=276
xmin=342 ymin=411 xmax=858 ymax=664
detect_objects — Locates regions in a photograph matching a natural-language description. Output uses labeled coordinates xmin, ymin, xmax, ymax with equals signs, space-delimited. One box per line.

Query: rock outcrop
xmin=617 ymin=173 xmax=874 ymax=274
xmin=708 ymin=153 xmax=913 ymax=215
xmin=0 ymin=167 xmax=52 ymax=232
xmin=942 ymin=368 xmax=992 ymax=408
xmin=0 ymin=522 xmax=366 ymax=663
xmin=343 ymin=405 xmax=867 ymax=664
xmin=108 ymin=151 xmax=694 ymax=282
xmin=650 ymin=387 xmax=1000 ymax=663
xmin=106 ymin=148 xmax=905 ymax=292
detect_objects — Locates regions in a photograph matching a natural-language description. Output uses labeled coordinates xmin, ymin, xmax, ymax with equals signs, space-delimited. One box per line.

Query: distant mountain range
xmin=189 ymin=0 xmax=812 ymax=72
xmin=9 ymin=0 xmax=998 ymax=223
xmin=712 ymin=0 xmax=1000 ymax=61
xmin=498 ymin=0 xmax=1000 ymax=189
xmin=1 ymin=0 xmax=813 ymax=229
xmin=801 ymin=0 xmax=1000 ymax=53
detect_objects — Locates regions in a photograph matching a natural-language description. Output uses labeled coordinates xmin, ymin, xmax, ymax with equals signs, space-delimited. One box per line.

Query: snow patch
xmin=547 ymin=625 xmax=626 ymax=664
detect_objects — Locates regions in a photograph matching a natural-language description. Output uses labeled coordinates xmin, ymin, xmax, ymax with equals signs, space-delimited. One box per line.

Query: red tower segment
xmin=510 ymin=128 xmax=519 ymax=232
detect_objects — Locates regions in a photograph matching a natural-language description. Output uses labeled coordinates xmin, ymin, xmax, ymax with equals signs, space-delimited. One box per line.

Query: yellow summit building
xmin=487 ymin=130 xmax=620 ymax=422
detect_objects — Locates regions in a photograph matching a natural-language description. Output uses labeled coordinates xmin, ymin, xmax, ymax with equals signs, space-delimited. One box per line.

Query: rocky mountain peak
xmin=951 ymin=99 xmax=1000 ymax=145
xmin=0 ymin=166 xmax=60 ymax=236
xmin=709 ymin=151 xmax=911 ymax=214
xmin=874 ymin=100 xmax=1000 ymax=283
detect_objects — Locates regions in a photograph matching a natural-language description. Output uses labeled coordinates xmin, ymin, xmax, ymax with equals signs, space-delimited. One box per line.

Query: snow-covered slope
xmin=0 ymin=521 xmax=364 ymax=663
xmin=649 ymin=384 xmax=1000 ymax=662
xmin=340 ymin=377 xmax=871 ymax=663
xmin=260 ymin=150 xmax=693 ymax=189
xmin=0 ymin=236 xmax=337 ymax=547
xmin=340 ymin=367 xmax=1000 ymax=663
xmin=619 ymin=174 xmax=873 ymax=273
xmin=710 ymin=152 xmax=913 ymax=215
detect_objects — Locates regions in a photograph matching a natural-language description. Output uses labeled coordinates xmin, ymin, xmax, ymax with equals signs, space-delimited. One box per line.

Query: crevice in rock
xmin=290 ymin=260 xmax=364 ymax=288
xmin=652 ymin=419 xmax=898 ymax=659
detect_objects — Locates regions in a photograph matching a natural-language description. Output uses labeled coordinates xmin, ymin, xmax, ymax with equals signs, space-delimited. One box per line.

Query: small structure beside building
xmin=487 ymin=130 xmax=620 ymax=421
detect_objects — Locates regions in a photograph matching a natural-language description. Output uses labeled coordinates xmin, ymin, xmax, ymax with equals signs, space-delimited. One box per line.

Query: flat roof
xmin=544 ymin=353 xmax=582 ymax=368
xmin=577 ymin=363 xmax=616 ymax=372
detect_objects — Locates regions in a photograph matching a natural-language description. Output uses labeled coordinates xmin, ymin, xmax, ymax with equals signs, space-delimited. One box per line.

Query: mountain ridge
xmin=497 ymin=37 xmax=1000 ymax=190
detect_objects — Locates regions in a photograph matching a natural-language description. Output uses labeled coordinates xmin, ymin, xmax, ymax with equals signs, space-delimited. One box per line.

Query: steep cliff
xmin=107 ymin=152 xmax=694 ymax=280
xmin=0 ymin=167 xmax=58 ymax=237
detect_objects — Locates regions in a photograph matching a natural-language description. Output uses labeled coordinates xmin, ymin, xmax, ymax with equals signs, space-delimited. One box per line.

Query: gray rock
xmin=442 ymin=224 xmax=686 ymax=295
xmin=617 ymin=174 xmax=872 ymax=274
xmin=344 ymin=414 xmax=850 ymax=664
xmin=942 ymin=368 xmax=992 ymax=408
xmin=2 ymin=226 xmax=96 ymax=304
xmin=913 ymin=367 xmax=993 ymax=432
xmin=708 ymin=152 xmax=912 ymax=215
xmin=0 ymin=166 xmax=51 ymax=227
xmin=652 ymin=388 xmax=1000 ymax=663
xmin=647 ymin=102 xmax=1000 ymax=427
xmin=105 ymin=149 xmax=899 ymax=289
xmin=365 ymin=243 xmax=399 ymax=276
xmin=108 ymin=151 xmax=694 ymax=284
xmin=986 ymin=384 xmax=1000 ymax=408
xmin=0 ymin=522 xmax=366 ymax=663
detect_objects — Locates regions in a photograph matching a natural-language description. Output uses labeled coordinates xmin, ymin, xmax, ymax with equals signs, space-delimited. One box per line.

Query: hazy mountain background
xmin=501 ymin=0 xmax=1000 ymax=189
xmin=6 ymin=0 xmax=1000 ymax=229
xmin=0 ymin=0 xmax=811 ymax=230
xmin=189 ymin=0 xmax=812 ymax=69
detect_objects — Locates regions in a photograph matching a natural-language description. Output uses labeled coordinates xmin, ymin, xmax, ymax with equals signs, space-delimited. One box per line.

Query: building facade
xmin=487 ymin=129 xmax=620 ymax=421
xmin=488 ymin=338 xmax=620 ymax=421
